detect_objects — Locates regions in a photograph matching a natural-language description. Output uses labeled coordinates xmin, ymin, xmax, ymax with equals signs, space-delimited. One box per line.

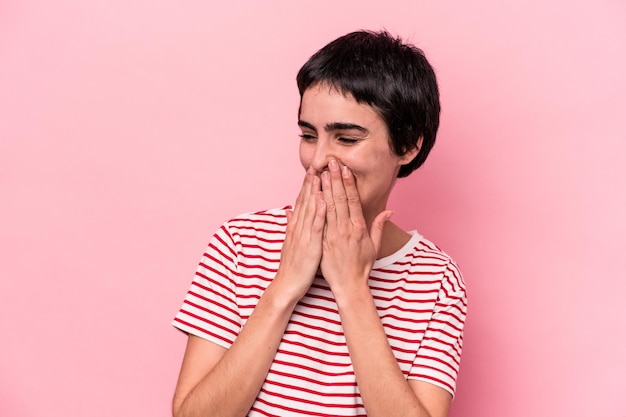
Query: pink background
xmin=1 ymin=1 xmax=625 ymax=416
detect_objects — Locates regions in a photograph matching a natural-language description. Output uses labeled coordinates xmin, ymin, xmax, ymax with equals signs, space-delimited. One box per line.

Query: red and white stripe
xmin=173 ymin=207 xmax=467 ymax=416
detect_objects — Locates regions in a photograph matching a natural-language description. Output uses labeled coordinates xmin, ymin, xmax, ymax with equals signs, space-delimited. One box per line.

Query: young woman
xmin=172 ymin=30 xmax=467 ymax=417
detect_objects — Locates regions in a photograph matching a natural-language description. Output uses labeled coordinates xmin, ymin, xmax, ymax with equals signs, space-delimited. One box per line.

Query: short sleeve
xmin=172 ymin=223 xmax=242 ymax=349
xmin=409 ymin=260 xmax=467 ymax=396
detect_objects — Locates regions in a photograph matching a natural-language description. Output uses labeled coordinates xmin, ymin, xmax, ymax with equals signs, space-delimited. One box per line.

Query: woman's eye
xmin=338 ymin=137 xmax=358 ymax=144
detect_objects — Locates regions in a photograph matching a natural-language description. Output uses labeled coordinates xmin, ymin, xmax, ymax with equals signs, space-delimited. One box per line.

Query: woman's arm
xmin=334 ymin=285 xmax=452 ymax=417
xmin=172 ymin=169 xmax=326 ymax=417
xmin=319 ymin=160 xmax=452 ymax=417
xmin=172 ymin=282 xmax=300 ymax=417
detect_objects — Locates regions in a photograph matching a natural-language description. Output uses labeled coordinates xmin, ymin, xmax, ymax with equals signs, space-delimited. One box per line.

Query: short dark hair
xmin=296 ymin=30 xmax=440 ymax=178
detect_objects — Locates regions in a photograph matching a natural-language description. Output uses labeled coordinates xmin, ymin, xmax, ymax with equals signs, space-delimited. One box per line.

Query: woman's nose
xmin=310 ymin=139 xmax=332 ymax=173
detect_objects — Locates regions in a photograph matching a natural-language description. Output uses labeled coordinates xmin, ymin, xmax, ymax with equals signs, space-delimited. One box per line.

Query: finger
xmin=370 ymin=210 xmax=393 ymax=256
xmin=311 ymin=191 xmax=326 ymax=235
xmin=289 ymin=174 xmax=322 ymax=246
xmin=341 ymin=165 xmax=365 ymax=224
xmin=302 ymin=175 xmax=322 ymax=229
xmin=292 ymin=168 xmax=317 ymax=224
xmin=328 ymin=159 xmax=350 ymax=222
xmin=320 ymin=170 xmax=337 ymax=228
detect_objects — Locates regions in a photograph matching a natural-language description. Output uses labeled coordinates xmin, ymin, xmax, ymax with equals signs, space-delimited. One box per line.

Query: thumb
xmin=370 ymin=210 xmax=393 ymax=254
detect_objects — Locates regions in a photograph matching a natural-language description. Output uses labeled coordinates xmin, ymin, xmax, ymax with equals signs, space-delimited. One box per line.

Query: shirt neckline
xmin=372 ymin=230 xmax=422 ymax=268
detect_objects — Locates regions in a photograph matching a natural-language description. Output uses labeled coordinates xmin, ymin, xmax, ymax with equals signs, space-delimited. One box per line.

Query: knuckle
xmin=347 ymin=195 xmax=360 ymax=204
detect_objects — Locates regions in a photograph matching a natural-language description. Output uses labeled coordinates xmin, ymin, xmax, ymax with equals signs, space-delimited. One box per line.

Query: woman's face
xmin=298 ymin=83 xmax=417 ymax=221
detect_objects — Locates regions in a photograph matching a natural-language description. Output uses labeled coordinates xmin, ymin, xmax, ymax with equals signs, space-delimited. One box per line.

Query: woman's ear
xmin=398 ymin=135 xmax=423 ymax=165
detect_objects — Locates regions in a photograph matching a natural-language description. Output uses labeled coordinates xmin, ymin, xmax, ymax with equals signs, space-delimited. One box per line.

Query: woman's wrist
xmin=266 ymin=270 xmax=310 ymax=308
xmin=331 ymin=279 xmax=373 ymax=309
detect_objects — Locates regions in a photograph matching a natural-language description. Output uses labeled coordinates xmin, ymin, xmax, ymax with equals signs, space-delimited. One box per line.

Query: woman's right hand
xmin=273 ymin=167 xmax=326 ymax=301
xmin=173 ymin=172 xmax=326 ymax=417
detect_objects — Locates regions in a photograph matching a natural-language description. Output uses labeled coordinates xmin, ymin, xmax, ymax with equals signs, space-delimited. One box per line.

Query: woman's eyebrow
xmin=298 ymin=120 xmax=370 ymax=134
xmin=297 ymin=120 xmax=317 ymax=133
xmin=325 ymin=122 xmax=369 ymax=134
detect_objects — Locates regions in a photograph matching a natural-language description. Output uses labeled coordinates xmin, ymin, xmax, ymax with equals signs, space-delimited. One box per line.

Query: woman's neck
xmin=377 ymin=221 xmax=411 ymax=259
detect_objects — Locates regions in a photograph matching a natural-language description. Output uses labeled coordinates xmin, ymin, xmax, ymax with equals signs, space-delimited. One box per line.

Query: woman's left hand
xmin=319 ymin=159 xmax=391 ymax=297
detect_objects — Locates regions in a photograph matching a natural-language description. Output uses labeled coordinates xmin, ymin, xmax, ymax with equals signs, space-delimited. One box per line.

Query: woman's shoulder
xmin=410 ymin=235 xmax=466 ymax=290
xmin=411 ymin=234 xmax=457 ymax=264
xmin=222 ymin=206 xmax=291 ymax=231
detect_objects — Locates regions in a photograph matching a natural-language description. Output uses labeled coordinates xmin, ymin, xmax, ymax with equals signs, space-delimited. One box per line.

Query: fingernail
xmin=342 ymin=165 xmax=350 ymax=178
xmin=329 ymin=159 xmax=338 ymax=170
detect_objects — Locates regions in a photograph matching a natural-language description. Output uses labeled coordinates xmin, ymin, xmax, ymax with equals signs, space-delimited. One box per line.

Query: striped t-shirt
xmin=173 ymin=207 xmax=467 ymax=416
